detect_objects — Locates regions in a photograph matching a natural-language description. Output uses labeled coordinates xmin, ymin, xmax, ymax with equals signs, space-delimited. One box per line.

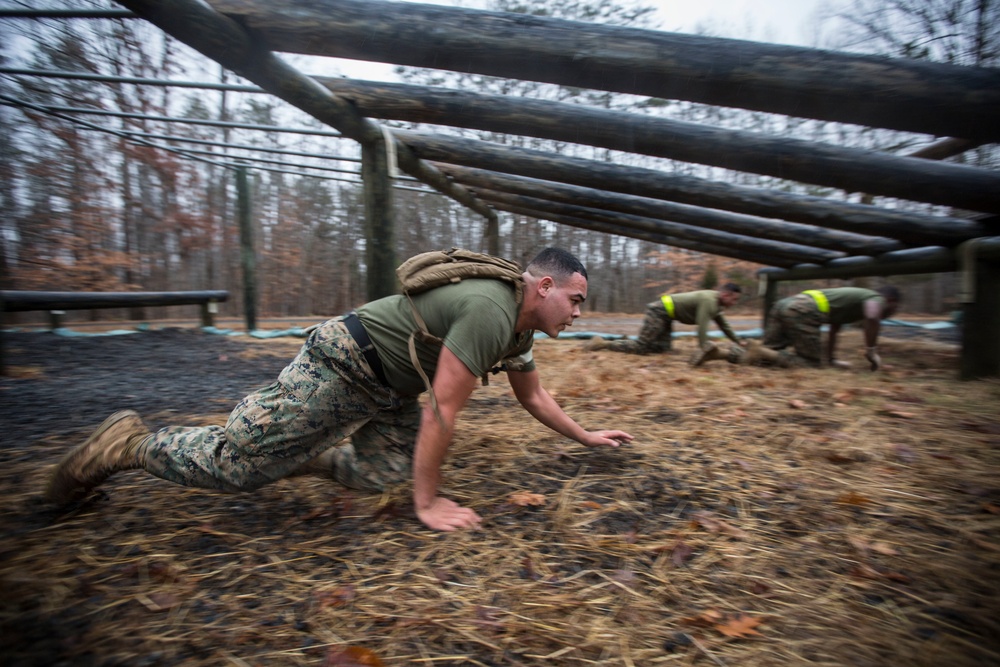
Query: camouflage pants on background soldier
xmin=114 ymin=317 xmax=418 ymax=495
xmin=602 ymin=300 xmax=674 ymax=354
xmin=761 ymin=293 xmax=825 ymax=366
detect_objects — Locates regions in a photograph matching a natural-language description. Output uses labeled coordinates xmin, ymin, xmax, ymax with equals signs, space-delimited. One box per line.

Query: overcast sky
xmin=652 ymin=0 xmax=829 ymax=45
xmin=316 ymin=0 xmax=832 ymax=81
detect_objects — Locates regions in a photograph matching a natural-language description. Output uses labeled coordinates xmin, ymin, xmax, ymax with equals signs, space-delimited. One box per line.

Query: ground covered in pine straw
xmin=1 ymin=322 xmax=999 ymax=666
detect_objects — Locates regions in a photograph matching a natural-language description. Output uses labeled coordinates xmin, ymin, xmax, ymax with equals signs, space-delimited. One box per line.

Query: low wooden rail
xmin=0 ymin=290 xmax=230 ymax=375
xmin=1 ymin=290 xmax=229 ymax=328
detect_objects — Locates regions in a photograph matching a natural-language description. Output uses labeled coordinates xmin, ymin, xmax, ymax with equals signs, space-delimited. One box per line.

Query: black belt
xmin=343 ymin=312 xmax=389 ymax=387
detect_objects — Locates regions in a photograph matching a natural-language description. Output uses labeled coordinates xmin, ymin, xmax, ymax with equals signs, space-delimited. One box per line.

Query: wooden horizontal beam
xmin=211 ymin=0 xmax=1000 ymax=141
xmin=476 ymin=189 xmax=842 ymax=266
xmin=439 ymin=164 xmax=901 ymax=256
xmin=319 ymin=76 xmax=1000 ymax=214
xmin=759 ymin=237 xmax=1000 ymax=281
xmin=0 ymin=290 xmax=229 ymax=311
xmin=396 ymin=130 xmax=989 ymax=247
xmin=116 ymin=0 xmax=497 ymax=223
xmin=759 ymin=247 xmax=957 ymax=281
xmin=493 ymin=202 xmax=796 ymax=268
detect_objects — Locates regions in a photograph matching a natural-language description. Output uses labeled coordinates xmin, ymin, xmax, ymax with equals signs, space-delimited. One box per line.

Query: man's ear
xmin=537 ymin=276 xmax=554 ymax=296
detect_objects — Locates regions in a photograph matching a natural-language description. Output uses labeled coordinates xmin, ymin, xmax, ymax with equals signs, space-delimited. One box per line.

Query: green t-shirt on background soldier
xmin=733 ymin=286 xmax=901 ymax=370
xmin=584 ymin=283 xmax=745 ymax=365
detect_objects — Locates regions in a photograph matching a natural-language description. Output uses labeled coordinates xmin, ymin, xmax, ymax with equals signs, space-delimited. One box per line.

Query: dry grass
xmin=2 ymin=330 xmax=999 ymax=666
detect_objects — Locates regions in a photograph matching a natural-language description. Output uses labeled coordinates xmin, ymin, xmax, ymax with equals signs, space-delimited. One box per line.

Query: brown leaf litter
xmin=1 ymin=326 xmax=998 ymax=665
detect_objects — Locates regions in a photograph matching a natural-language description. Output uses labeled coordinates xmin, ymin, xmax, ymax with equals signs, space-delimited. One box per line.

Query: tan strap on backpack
xmin=396 ymin=248 xmax=524 ymax=423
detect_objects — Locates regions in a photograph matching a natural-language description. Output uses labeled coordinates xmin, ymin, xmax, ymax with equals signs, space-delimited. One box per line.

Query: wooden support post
xmin=200 ymin=301 xmax=218 ymax=328
xmin=236 ymin=166 xmax=258 ymax=331
xmin=762 ymin=277 xmax=779 ymax=331
xmin=0 ymin=288 xmax=5 ymax=376
xmin=49 ymin=310 xmax=65 ymax=330
xmin=960 ymin=249 xmax=1000 ymax=380
xmin=485 ymin=215 xmax=499 ymax=256
xmin=362 ymin=132 xmax=397 ymax=300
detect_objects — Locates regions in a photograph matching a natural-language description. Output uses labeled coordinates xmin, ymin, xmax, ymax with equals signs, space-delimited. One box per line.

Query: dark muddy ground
xmin=1 ymin=328 xmax=294 ymax=449
xmin=0 ymin=316 xmax=961 ymax=447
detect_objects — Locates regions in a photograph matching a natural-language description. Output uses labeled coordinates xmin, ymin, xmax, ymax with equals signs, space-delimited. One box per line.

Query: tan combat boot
xmin=583 ymin=337 xmax=609 ymax=351
xmin=691 ymin=342 xmax=727 ymax=366
xmin=45 ymin=410 xmax=152 ymax=504
xmin=742 ymin=341 xmax=788 ymax=367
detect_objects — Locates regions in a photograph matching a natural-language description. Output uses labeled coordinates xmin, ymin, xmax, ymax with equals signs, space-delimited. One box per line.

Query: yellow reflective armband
xmin=661 ymin=294 xmax=676 ymax=318
xmin=803 ymin=289 xmax=830 ymax=314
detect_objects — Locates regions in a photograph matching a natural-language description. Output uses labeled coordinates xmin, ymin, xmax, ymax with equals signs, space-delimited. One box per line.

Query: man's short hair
xmin=527 ymin=247 xmax=588 ymax=281
xmin=720 ymin=282 xmax=742 ymax=294
xmin=877 ymin=285 xmax=901 ymax=302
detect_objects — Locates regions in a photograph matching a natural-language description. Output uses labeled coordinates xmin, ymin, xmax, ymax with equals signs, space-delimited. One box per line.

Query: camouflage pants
xmin=763 ymin=294 xmax=824 ymax=366
xmin=140 ymin=316 xmax=420 ymax=493
xmin=605 ymin=300 xmax=673 ymax=354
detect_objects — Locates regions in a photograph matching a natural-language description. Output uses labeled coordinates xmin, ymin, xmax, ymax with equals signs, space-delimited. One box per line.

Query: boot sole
xmin=44 ymin=410 xmax=142 ymax=504
xmin=691 ymin=346 xmax=720 ymax=367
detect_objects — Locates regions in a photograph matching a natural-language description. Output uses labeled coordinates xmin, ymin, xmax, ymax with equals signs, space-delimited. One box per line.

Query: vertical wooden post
xmin=0 ymin=288 xmax=5 ymax=376
xmin=361 ymin=132 xmax=397 ymax=301
xmin=960 ymin=255 xmax=1000 ymax=380
xmin=49 ymin=310 xmax=65 ymax=330
xmin=236 ymin=166 xmax=258 ymax=331
xmin=761 ymin=275 xmax=779 ymax=331
xmin=485 ymin=216 xmax=499 ymax=256
xmin=200 ymin=301 xmax=218 ymax=328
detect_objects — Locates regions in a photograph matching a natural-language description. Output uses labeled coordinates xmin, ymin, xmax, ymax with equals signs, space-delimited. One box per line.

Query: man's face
xmin=537 ymin=272 xmax=588 ymax=338
xmin=720 ymin=291 xmax=740 ymax=308
xmin=883 ymin=298 xmax=900 ymax=319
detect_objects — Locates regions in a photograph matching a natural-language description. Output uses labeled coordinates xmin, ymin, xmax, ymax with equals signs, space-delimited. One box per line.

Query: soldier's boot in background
xmin=45 ymin=410 xmax=152 ymax=504
xmin=691 ymin=342 xmax=726 ymax=366
xmin=289 ymin=448 xmax=338 ymax=479
xmin=583 ymin=337 xmax=610 ymax=351
xmin=692 ymin=342 xmax=744 ymax=366
xmin=742 ymin=340 xmax=791 ymax=367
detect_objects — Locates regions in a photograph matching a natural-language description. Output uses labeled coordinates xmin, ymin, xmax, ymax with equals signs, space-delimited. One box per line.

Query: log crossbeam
xmin=210 ymin=0 xmax=1000 ymax=142
xmin=314 ymin=76 xmax=1000 ymax=214
xmin=114 ymin=0 xmax=496 ymax=225
xmin=397 ymin=130 xmax=988 ymax=248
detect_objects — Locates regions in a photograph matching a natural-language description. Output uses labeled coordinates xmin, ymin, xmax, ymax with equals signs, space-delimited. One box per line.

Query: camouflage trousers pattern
xmin=605 ymin=300 xmax=674 ymax=354
xmin=763 ymin=294 xmax=824 ymax=366
xmin=139 ymin=316 xmax=420 ymax=493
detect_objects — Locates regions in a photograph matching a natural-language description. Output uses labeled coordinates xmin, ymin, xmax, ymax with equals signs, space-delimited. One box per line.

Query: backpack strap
xmin=405 ymin=291 xmax=446 ymax=425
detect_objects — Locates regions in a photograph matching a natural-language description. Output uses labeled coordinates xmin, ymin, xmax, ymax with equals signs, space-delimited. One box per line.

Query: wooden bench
xmin=1 ymin=290 xmax=230 ymax=374
xmin=1 ymin=290 xmax=229 ymax=329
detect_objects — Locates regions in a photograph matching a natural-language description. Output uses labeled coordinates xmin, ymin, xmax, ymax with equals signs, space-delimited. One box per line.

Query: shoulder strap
xmin=398 ymin=248 xmax=524 ymax=424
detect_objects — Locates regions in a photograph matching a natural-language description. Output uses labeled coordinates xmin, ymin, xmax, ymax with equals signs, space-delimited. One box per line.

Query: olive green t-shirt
xmin=668 ymin=290 xmax=739 ymax=347
xmin=356 ymin=279 xmax=535 ymax=395
xmin=817 ymin=287 xmax=884 ymax=325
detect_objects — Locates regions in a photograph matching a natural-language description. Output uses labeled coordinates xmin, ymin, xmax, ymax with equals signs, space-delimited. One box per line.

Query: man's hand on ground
xmin=416 ymin=496 xmax=482 ymax=532
xmin=581 ymin=430 xmax=634 ymax=448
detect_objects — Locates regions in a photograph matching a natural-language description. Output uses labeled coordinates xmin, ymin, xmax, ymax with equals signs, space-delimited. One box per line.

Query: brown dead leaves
xmin=315 ymin=585 xmax=357 ymax=609
xmin=846 ymin=535 xmax=911 ymax=584
xmin=508 ymin=491 xmax=546 ymax=506
xmin=878 ymin=404 xmax=918 ymax=419
xmin=324 ymin=645 xmax=385 ymax=667
xmin=692 ymin=510 xmax=747 ymax=539
xmin=681 ymin=608 xmax=768 ymax=639
xmin=496 ymin=491 xmax=547 ymax=514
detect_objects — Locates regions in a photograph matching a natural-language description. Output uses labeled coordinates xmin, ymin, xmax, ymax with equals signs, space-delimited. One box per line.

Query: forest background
xmin=1 ymin=0 xmax=997 ymax=324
